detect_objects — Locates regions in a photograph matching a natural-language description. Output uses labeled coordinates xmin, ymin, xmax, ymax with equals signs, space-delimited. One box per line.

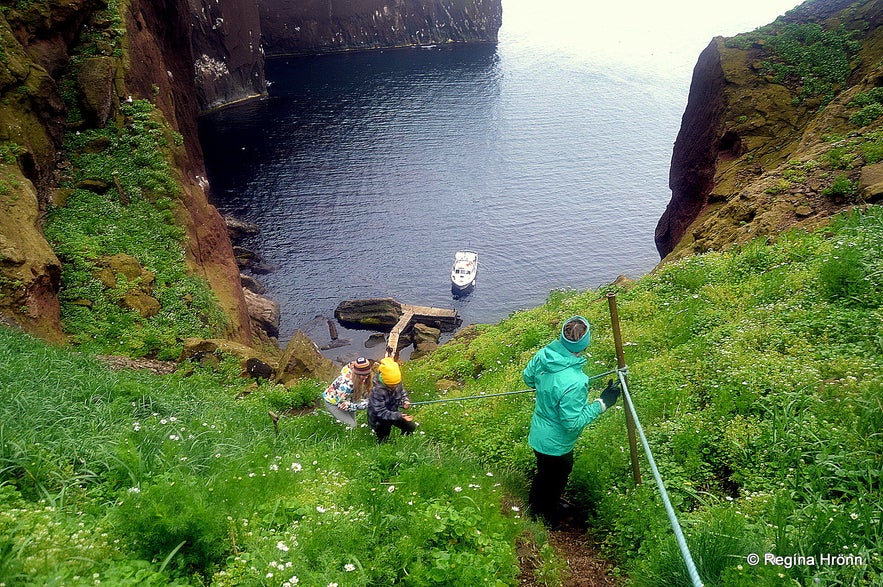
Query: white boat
xmin=450 ymin=251 xmax=478 ymax=293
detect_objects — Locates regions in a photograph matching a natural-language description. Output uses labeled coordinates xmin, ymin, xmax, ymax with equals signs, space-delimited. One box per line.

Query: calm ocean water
xmin=198 ymin=0 xmax=800 ymax=352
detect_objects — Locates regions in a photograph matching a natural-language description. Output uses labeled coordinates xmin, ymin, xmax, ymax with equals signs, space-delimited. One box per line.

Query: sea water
xmin=198 ymin=0 xmax=802 ymax=352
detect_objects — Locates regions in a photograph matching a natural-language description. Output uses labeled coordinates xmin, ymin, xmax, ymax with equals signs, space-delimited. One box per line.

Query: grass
xmin=1 ymin=206 xmax=882 ymax=586
xmin=0 ymin=329 xmax=527 ymax=586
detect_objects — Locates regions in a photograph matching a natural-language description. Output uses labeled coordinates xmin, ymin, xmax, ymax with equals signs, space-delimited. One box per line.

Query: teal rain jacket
xmin=524 ymin=339 xmax=604 ymax=456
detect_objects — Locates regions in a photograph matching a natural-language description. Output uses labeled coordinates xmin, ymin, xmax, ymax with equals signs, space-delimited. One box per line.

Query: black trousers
xmin=372 ymin=418 xmax=417 ymax=443
xmin=529 ymin=450 xmax=574 ymax=525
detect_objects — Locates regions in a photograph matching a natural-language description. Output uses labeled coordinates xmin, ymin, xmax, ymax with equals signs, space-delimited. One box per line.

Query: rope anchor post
xmin=607 ymin=292 xmax=642 ymax=486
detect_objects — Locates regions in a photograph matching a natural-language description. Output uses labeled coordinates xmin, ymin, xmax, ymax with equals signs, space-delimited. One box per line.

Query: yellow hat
xmin=378 ymin=357 xmax=402 ymax=385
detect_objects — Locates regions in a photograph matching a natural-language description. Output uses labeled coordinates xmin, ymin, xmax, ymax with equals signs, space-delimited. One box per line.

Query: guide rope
xmin=617 ymin=368 xmax=704 ymax=587
xmin=408 ymin=361 xmax=704 ymax=585
xmin=408 ymin=369 xmax=618 ymax=406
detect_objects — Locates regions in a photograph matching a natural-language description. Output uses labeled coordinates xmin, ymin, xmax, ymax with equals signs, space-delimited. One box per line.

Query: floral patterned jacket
xmin=322 ymin=365 xmax=369 ymax=412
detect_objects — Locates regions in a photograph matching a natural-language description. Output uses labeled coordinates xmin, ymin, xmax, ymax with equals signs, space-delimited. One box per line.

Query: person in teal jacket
xmin=523 ymin=315 xmax=621 ymax=527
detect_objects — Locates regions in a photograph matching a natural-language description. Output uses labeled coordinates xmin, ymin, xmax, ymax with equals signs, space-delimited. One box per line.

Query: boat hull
xmin=450 ymin=250 xmax=478 ymax=297
xmin=451 ymin=279 xmax=475 ymax=295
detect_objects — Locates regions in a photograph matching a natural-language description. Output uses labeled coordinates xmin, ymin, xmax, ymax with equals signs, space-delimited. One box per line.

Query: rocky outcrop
xmin=126 ymin=0 xmax=255 ymax=342
xmin=657 ymin=0 xmax=883 ymax=262
xmin=259 ymin=0 xmax=502 ymax=56
xmin=0 ymin=4 xmax=82 ymax=340
xmin=0 ymin=166 xmax=63 ymax=342
xmin=335 ymin=298 xmax=406 ymax=330
xmin=275 ymin=330 xmax=339 ymax=383
xmin=0 ymin=1 xmax=256 ymax=343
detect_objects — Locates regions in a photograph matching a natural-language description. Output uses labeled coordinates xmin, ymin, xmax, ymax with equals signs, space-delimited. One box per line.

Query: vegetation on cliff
xmin=2 ymin=206 xmax=880 ymax=586
xmin=44 ymin=98 xmax=228 ymax=359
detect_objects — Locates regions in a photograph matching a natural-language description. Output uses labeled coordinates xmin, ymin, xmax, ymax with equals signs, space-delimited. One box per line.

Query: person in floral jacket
xmin=322 ymin=357 xmax=373 ymax=428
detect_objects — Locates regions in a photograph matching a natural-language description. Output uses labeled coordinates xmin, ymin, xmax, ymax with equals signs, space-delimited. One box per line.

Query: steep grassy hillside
xmin=1 ymin=206 xmax=880 ymax=586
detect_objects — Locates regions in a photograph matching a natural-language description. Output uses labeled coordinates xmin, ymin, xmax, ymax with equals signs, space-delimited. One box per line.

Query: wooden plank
xmin=403 ymin=304 xmax=458 ymax=318
xmin=386 ymin=310 xmax=415 ymax=357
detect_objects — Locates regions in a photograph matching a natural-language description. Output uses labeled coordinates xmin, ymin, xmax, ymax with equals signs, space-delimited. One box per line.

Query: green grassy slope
xmin=1 ymin=206 xmax=881 ymax=586
xmin=408 ymin=206 xmax=883 ymax=586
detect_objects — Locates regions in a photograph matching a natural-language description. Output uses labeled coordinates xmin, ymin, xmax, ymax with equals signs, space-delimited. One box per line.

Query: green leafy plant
xmin=729 ymin=22 xmax=860 ymax=106
xmin=824 ymin=146 xmax=856 ymax=170
xmin=112 ymin=474 xmax=231 ymax=576
xmin=850 ymin=102 xmax=883 ymax=127
xmin=862 ymin=136 xmax=883 ymax=164
xmin=44 ymin=100 xmax=227 ymax=358
xmin=822 ymin=174 xmax=858 ymax=199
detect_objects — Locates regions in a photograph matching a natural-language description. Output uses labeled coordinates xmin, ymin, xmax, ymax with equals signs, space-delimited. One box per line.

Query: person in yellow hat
xmin=367 ymin=357 xmax=416 ymax=443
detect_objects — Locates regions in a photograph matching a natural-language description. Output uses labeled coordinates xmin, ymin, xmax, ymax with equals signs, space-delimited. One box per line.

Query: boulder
xmin=121 ymin=290 xmax=161 ymax=318
xmin=243 ymin=288 xmax=280 ymax=339
xmin=239 ymin=273 xmax=267 ymax=295
xmin=245 ymin=356 xmax=275 ymax=379
xmin=91 ymin=254 xmax=161 ymax=317
xmin=412 ymin=322 xmax=441 ymax=345
xmin=410 ymin=323 xmax=441 ymax=359
xmin=410 ymin=342 xmax=438 ymax=360
xmin=275 ymin=330 xmax=338 ymax=384
xmin=93 ymin=253 xmax=156 ymax=289
xmin=180 ymin=337 xmax=278 ymax=378
xmin=334 ymin=298 xmax=404 ymax=330
xmin=76 ymin=57 xmax=115 ymax=127
xmin=233 ymin=246 xmax=278 ymax=274
xmin=859 ymin=163 xmax=883 ymax=203
xmin=225 ymin=216 xmax=261 ymax=241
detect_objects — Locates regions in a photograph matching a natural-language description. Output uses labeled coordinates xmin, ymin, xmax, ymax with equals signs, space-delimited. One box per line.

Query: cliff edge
xmin=657 ymin=0 xmax=883 ymax=262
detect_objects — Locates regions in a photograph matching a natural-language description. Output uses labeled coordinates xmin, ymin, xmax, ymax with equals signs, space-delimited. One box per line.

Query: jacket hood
xmin=534 ymin=339 xmax=587 ymax=373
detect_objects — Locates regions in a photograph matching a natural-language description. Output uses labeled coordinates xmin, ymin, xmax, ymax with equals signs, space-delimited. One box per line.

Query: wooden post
xmin=607 ymin=293 xmax=642 ymax=486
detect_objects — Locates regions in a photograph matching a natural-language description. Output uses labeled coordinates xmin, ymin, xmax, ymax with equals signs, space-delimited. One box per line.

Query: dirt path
xmin=517 ymin=502 xmax=624 ymax=587
xmin=518 ymin=525 xmax=622 ymax=587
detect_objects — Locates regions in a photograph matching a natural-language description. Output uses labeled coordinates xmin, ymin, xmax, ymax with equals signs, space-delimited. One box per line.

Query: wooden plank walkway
xmin=386 ymin=304 xmax=459 ymax=358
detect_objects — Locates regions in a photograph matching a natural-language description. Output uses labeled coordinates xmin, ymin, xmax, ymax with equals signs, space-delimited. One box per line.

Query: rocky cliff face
xmin=259 ymin=0 xmax=502 ymax=56
xmin=1 ymin=1 xmax=97 ymax=341
xmin=0 ymin=0 xmax=257 ymax=343
xmin=187 ymin=0 xmax=266 ymax=111
xmin=0 ymin=0 xmax=502 ymax=347
xmin=657 ymin=0 xmax=883 ymax=262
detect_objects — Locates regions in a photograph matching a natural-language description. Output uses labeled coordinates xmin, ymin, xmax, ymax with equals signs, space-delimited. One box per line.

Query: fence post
xmin=607 ymin=293 xmax=642 ymax=486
